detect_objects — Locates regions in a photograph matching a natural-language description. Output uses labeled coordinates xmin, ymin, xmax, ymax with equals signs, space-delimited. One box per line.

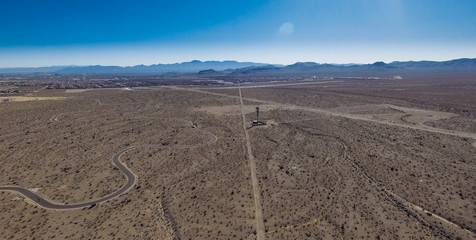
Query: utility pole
xmin=256 ymin=107 xmax=259 ymax=122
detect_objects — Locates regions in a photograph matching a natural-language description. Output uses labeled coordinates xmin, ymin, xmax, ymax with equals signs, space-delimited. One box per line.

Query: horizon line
xmin=1 ymin=57 xmax=475 ymax=69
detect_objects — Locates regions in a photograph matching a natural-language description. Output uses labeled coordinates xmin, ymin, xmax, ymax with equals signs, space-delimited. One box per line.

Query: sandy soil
xmin=65 ymin=89 xmax=91 ymax=93
xmin=0 ymin=96 xmax=65 ymax=102
xmin=0 ymin=88 xmax=257 ymax=239
xmin=192 ymin=78 xmax=476 ymax=239
xmin=198 ymin=104 xmax=276 ymax=116
xmin=1 ymin=76 xmax=475 ymax=239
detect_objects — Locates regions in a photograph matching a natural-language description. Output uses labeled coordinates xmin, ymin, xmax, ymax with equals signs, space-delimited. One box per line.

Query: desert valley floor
xmin=1 ymin=76 xmax=476 ymax=239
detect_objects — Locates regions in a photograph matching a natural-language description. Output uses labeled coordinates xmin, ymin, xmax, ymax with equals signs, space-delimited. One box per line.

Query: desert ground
xmin=1 ymin=75 xmax=475 ymax=239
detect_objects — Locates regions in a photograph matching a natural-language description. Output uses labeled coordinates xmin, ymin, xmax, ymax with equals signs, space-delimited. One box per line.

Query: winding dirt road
xmin=0 ymin=117 xmax=217 ymax=210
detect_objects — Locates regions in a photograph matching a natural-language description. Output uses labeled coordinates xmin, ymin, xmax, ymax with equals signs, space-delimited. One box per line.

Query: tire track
xmin=176 ymin=87 xmax=476 ymax=141
xmin=239 ymin=86 xmax=266 ymax=240
xmin=291 ymin=123 xmax=475 ymax=238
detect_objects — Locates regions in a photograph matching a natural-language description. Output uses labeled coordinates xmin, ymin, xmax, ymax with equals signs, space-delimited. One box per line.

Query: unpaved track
xmin=239 ymin=86 xmax=266 ymax=240
xmin=198 ymin=80 xmax=341 ymax=90
xmin=49 ymin=113 xmax=65 ymax=122
xmin=177 ymin=87 xmax=476 ymax=140
xmin=176 ymin=86 xmax=476 ymax=237
xmin=0 ymin=147 xmax=136 ymax=210
xmin=273 ymin=124 xmax=475 ymax=238
xmin=0 ymin=117 xmax=217 ymax=210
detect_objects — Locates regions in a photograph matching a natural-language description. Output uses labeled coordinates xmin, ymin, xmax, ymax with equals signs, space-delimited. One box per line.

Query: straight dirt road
xmin=177 ymin=86 xmax=476 ymax=141
xmin=173 ymin=85 xmax=476 ymax=238
xmin=238 ymin=86 xmax=266 ymax=240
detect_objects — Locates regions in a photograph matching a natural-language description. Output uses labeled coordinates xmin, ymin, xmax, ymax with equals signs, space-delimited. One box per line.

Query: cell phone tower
xmin=256 ymin=106 xmax=259 ymax=123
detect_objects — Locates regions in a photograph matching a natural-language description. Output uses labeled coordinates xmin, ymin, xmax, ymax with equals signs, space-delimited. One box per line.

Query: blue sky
xmin=0 ymin=0 xmax=475 ymax=67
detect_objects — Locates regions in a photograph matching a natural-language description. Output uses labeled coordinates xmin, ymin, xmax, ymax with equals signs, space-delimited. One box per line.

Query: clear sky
xmin=0 ymin=0 xmax=475 ymax=67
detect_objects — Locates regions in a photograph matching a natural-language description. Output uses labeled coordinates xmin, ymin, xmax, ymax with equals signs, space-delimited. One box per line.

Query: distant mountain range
xmin=0 ymin=60 xmax=270 ymax=75
xmin=227 ymin=58 xmax=476 ymax=76
xmin=1 ymin=58 xmax=475 ymax=75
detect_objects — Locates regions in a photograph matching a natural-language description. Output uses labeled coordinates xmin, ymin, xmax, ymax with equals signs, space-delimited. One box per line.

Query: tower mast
xmin=256 ymin=107 xmax=259 ymax=122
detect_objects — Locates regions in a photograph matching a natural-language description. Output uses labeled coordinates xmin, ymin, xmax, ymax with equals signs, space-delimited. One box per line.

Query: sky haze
xmin=0 ymin=0 xmax=475 ymax=67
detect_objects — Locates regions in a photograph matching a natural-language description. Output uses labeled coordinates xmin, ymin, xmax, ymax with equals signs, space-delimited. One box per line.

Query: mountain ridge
xmin=0 ymin=58 xmax=475 ymax=75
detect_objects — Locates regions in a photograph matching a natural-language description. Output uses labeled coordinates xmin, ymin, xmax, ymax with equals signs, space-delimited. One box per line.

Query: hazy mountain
xmin=228 ymin=65 xmax=281 ymax=75
xmin=0 ymin=66 xmax=74 ymax=74
xmin=1 ymin=58 xmax=475 ymax=76
xmin=228 ymin=58 xmax=476 ymax=76
xmin=54 ymin=60 xmax=270 ymax=75
xmin=197 ymin=69 xmax=224 ymax=76
xmin=0 ymin=60 xmax=270 ymax=75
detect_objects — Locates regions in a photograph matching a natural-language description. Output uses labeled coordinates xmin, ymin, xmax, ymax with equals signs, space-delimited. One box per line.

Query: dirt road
xmin=239 ymin=87 xmax=266 ymax=240
xmin=0 ymin=117 xmax=217 ymax=210
xmin=176 ymin=85 xmax=476 ymax=238
xmin=177 ymin=87 xmax=476 ymax=140
xmin=0 ymin=147 xmax=136 ymax=210
xmin=198 ymin=80 xmax=341 ymax=90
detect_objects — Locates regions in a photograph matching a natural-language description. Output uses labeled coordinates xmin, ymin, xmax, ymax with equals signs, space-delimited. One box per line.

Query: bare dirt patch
xmin=328 ymin=103 xmax=404 ymax=115
xmin=65 ymin=89 xmax=91 ymax=93
xmin=328 ymin=104 xmax=458 ymax=125
xmin=0 ymin=96 xmax=65 ymax=102
xmin=198 ymin=104 xmax=277 ymax=116
xmin=388 ymin=105 xmax=458 ymax=124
